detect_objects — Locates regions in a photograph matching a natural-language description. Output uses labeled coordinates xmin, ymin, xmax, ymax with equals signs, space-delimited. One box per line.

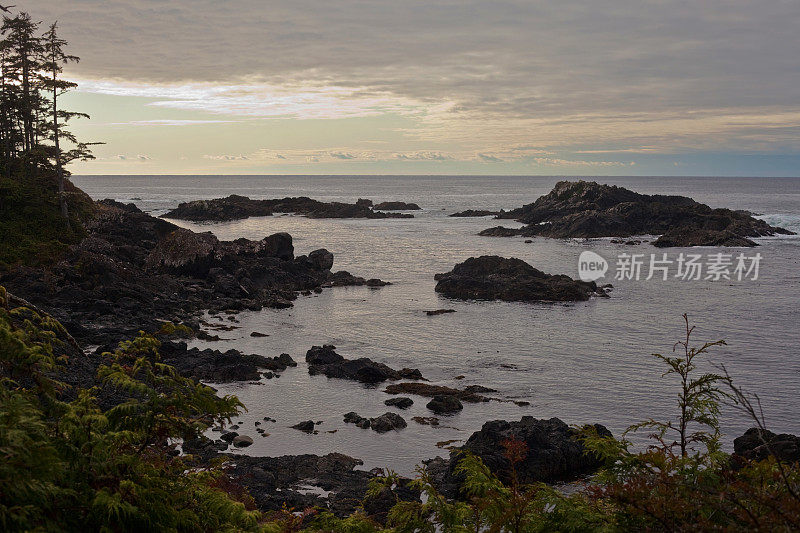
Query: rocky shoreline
xmin=478 ymin=180 xmax=794 ymax=247
xmin=0 ymin=198 xmax=388 ymax=388
xmin=3 ymin=178 xmax=798 ymax=521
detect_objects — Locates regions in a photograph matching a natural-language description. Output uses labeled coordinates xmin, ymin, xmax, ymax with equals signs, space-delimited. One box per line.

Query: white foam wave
xmin=756 ymin=214 xmax=800 ymax=235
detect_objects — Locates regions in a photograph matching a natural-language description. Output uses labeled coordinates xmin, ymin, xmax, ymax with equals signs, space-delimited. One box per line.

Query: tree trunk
xmin=53 ymin=63 xmax=68 ymax=220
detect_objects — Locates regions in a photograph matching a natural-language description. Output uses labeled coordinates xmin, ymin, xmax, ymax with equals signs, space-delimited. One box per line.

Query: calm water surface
xmin=73 ymin=175 xmax=800 ymax=475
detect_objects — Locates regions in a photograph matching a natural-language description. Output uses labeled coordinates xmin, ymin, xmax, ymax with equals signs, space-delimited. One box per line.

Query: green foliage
xmin=2 ymin=297 xmax=800 ymax=532
xmin=0 ymin=171 xmax=93 ymax=268
xmin=0 ymin=292 xmax=260 ymax=532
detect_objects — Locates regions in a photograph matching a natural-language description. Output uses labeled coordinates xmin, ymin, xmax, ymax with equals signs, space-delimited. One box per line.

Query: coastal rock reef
xmin=480 ymin=180 xmax=793 ymax=247
xmin=434 ymin=255 xmax=608 ymax=302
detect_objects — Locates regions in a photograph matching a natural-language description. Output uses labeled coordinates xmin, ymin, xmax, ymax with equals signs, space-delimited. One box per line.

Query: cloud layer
xmin=21 ymin=0 xmax=800 ymax=172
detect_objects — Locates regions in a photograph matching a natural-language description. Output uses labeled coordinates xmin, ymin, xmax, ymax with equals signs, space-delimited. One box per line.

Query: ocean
xmin=72 ymin=175 xmax=800 ymax=475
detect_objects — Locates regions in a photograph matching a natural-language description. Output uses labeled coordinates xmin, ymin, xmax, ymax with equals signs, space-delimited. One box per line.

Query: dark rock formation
xmin=480 ymin=181 xmax=793 ymax=246
xmin=384 ymin=397 xmax=414 ymax=409
xmin=426 ymin=309 xmax=456 ymax=316
xmin=653 ymin=228 xmax=757 ymax=248
xmin=427 ymin=416 xmax=612 ymax=498
xmin=434 ymin=256 xmax=607 ymax=302
xmin=224 ymin=452 xmax=419 ymax=519
xmin=343 ymin=412 xmax=406 ymax=433
xmin=162 ymin=195 xmax=415 ymax=222
xmin=384 ymin=382 xmax=491 ymax=403
xmin=734 ymin=428 xmax=800 ymax=463
xmin=426 ymin=395 xmax=463 ymax=414
xmin=370 ymin=412 xmax=408 ymax=433
xmin=0 ymin=200 xmax=382 ymax=354
xmin=305 ymin=345 xmax=424 ymax=384
xmin=373 ymin=201 xmax=421 ymax=211
xmin=156 ymin=342 xmax=295 ymax=383
xmin=291 ymin=420 xmax=316 ymax=433
xmin=232 ymin=435 xmax=253 ymax=448
xmin=450 ymin=209 xmax=499 ymax=217
xmin=324 ymin=271 xmax=391 ymax=288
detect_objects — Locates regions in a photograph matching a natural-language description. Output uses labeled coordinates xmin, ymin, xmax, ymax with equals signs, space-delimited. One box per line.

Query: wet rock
xmin=157 ymin=341 xmax=294 ymax=383
xmin=306 ymin=345 xmax=422 ymax=384
xmin=412 ymin=416 xmax=440 ymax=426
xmin=426 ymin=309 xmax=456 ymax=316
xmin=232 ymin=435 xmax=254 ymax=448
xmin=343 ymin=412 xmax=371 ymax=429
xmin=399 ymin=368 xmax=424 ymax=380
xmin=306 ymin=345 xmax=345 ymax=365
xmin=426 ymin=395 xmax=463 ymax=414
xmin=653 ymin=228 xmax=758 ymax=248
xmin=434 ymin=256 xmax=606 ymax=302
xmin=373 ymin=201 xmax=421 ymax=211
xmin=220 ymin=431 xmax=239 ymax=443
xmin=308 ymin=248 xmax=335 ymax=270
xmin=370 ymin=412 xmax=407 ymax=433
xmin=429 ymin=416 xmax=612 ymax=498
xmin=224 ymin=453 xmax=419 ymax=519
xmin=250 ymin=331 xmax=269 ymax=337
xmin=291 ymin=420 xmax=316 ymax=433
xmin=478 ymin=226 xmax=521 ymax=237
xmin=384 ymin=382 xmax=490 ymax=403
xmin=450 ymin=209 xmax=498 ymax=217
xmin=384 ymin=397 xmax=414 ymax=409
xmin=734 ymin=428 xmax=800 ymax=463
xmin=325 ymin=271 xmax=391 ymax=287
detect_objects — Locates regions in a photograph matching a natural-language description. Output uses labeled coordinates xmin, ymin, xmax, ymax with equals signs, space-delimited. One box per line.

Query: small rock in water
xmin=426 ymin=309 xmax=456 ymax=316
xmin=232 ymin=435 xmax=253 ymax=448
xmin=291 ymin=420 xmax=316 ymax=433
xmin=370 ymin=412 xmax=407 ymax=433
xmin=426 ymin=395 xmax=463 ymax=414
xmin=384 ymin=397 xmax=414 ymax=409
xmin=250 ymin=331 xmax=269 ymax=337
xmin=220 ymin=431 xmax=239 ymax=443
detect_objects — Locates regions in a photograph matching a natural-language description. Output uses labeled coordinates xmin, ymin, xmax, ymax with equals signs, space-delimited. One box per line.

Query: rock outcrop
xmin=427 ymin=416 xmax=612 ymax=498
xmin=734 ymin=428 xmax=800 ymax=463
xmin=162 ymin=195 xmax=416 ymax=222
xmin=450 ymin=209 xmax=499 ymax=217
xmin=221 ymin=452 xmax=419 ymax=519
xmin=480 ymin=181 xmax=793 ymax=246
xmin=373 ymin=201 xmax=421 ymax=211
xmin=0 ymin=200 xmax=383 ymax=351
xmin=306 ymin=345 xmax=424 ymax=384
xmin=434 ymin=256 xmax=607 ymax=302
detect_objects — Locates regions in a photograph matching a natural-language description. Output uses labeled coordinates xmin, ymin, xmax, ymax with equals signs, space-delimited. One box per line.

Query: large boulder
xmin=426 ymin=395 xmax=463 ymax=414
xmin=434 ymin=256 xmax=606 ymax=302
xmin=308 ymin=248 xmax=334 ymax=270
xmin=255 ymin=232 xmax=294 ymax=260
xmin=734 ymin=428 xmax=800 ymax=463
xmin=429 ymin=416 xmax=612 ymax=497
xmin=370 ymin=412 xmax=408 ymax=433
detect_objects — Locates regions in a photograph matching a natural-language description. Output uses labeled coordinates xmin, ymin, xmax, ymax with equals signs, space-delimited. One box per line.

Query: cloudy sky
xmin=24 ymin=0 xmax=800 ymax=175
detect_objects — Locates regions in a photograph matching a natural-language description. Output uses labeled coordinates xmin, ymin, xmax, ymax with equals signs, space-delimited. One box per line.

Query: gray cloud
xmin=21 ymin=1 xmax=800 ymax=153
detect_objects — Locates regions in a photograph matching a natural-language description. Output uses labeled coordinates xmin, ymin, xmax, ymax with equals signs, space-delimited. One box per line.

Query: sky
xmin=21 ymin=0 xmax=800 ymax=175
